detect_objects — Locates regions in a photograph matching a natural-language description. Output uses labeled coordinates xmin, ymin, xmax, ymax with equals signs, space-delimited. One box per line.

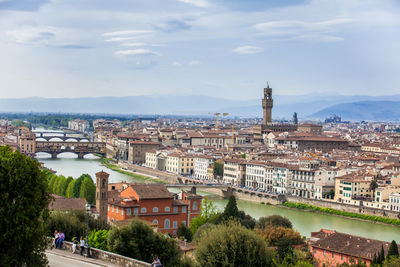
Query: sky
xmin=1 ymin=0 xmax=400 ymax=100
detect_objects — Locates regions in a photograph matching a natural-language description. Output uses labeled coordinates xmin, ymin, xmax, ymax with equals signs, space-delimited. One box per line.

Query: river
xmin=37 ymin=154 xmax=400 ymax=242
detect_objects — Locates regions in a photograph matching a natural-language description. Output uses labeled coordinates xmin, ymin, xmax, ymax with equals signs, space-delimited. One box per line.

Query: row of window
xmin=153 ymin=219 xmax=186 ymax=229
xmin=109 ymin=205 xmax=192 ymax=214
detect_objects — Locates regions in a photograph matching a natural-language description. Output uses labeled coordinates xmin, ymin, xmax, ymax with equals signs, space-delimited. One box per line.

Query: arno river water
xmin=37 ymin=153 xmax=400 ymax=242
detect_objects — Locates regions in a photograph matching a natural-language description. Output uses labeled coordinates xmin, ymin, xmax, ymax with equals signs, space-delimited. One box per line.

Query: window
xmin=165 ymin=206 xmax=170 ymax=212
xmin=332 ymin=252 xmax=335 ymax=258
xmin=134 ymin=208 xmax=139 ymax=215
xmin=323 ymin=250 xmax=326 ymax=256
xmin=314 ymin=248 xmax=317 ymax=254
xmin=108 ymin=205 xmax=110 ymax=211
xmin=182 ymin=206 xmax=187 ymax=213
xmin=112 ymin=205 xmax=114 ymax=212
xmin=164 ymin=219 xmax=170 ymax=229
xmin=121 ymin=208 xmax=124 ymax=215
xmin=173 ymin=221 xmax=178 ymax=229
xmin=141 ymin=207 xmax=147 ymax=213
xmin=341 ymin=254 xmax=344 ymax=260
xmin=153 ymin=219 xmax=158 ymax=225
xmin=173 ymin=206 xmax=178 ymax=213
xmin=126 ymin=208 xmax=131 ymax=215
xmin=116 ymin=207 xmax=119 ymax=214
xmin=193 ymin=201 xmax=198 ymax=211
xmin=153 ymin=207 xmax=159 ymax=212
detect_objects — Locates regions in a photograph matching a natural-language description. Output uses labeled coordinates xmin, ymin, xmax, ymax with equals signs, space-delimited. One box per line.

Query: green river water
xmin=37 ymin=153 xmax=400 ymax=242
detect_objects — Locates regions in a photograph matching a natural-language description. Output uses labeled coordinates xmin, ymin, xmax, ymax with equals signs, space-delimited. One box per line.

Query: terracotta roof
xmin=310 ymin=229 xmax=399 ymax=260
xmin=131 ymin=184 xmax=173 ymax=199
xmin=49 ymin=195 xmax=86 ymax=211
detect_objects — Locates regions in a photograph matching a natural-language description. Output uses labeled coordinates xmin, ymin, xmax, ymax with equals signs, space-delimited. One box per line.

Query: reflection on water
xmin=38 ymin=155 xmax=400 ymax=242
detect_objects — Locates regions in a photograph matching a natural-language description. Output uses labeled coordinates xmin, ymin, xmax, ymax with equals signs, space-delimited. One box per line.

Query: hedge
xmin=282 ymin=202 xmax=400 ymax=226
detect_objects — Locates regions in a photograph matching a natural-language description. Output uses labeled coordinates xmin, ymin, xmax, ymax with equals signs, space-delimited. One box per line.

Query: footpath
xmin=46 ymin=248 xmax=121 ymax=267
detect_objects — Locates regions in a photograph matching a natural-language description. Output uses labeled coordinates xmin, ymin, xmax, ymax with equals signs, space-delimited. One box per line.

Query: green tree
xmin=177 ymin=223 xmax=192 ymax=242
xmin=387 ymin=240 xmax=399 ymax=259
xmin=0 ymin=146 xmax=51 ymax=266
xmin=80 ymin=176 xmax=96 ymax=204
xmin=370 ymin=180 xmax=379 ymax=199
xmin=72 ymin=176 xmax=84 ymax=198
xmin=89 ymin=229 xmax=109 ymax=250
xmin=383 ymin=256 xmax=400 ymax=267
xmin=52 ymin=176 xmax=61 ymax=195
xmin=66 ymin=180 xmax=75 ymax=198
xmin=195 ymin=221 xmax=275 ymax=266
xmin=48 ymin=175 xmax=57 ymax=193
xmin=257 ymin=215 xmax=293 ymax=229
xmin=190 ymin=198 xmax=220 ymax=235
xmin=107 ymin=219 xmax=182 ymax=266
xmin=220 ymin=195 xmax=239 ymax=220
xmin=213 ymin=160 xmax=224 ymax=177
xmin=62 ymin=177 xmax=73 ymax=196
xmin=56 ymin=175 xmax=66 ymax=196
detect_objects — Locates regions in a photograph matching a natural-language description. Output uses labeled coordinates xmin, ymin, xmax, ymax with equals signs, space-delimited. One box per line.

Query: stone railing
xmin=55 ymin=240 xmax=151 ymax=267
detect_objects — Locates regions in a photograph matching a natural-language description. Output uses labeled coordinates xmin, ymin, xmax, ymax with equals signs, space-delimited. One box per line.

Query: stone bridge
xmin=36 ymin=141 xmax=105 ymax=159
xmin=35 ymin=132 xmax=89 ymax=142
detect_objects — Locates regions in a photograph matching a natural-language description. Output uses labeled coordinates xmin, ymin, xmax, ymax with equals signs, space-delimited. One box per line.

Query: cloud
xmin=105 ymin=36 xmax=150 ymax=42
xmin=54 ymin=44 xmax=92 ymax=49
xmin=254 ymin=18 xmax=357 ymax=42
xmin=178 ymin=0 xmax=211 ymax=8
xmin=103 ymin=30 xmax=155 ymax=37
xmin=0 ymin=0 xmax=48 ymax=11
xmin=154 ymin=19 xmax=191 ymax=33
xmin=172 ymin=61 xmax=182 ymax=66
xmin=122 ymin=42 xmax=146 ymax=47
xmin=6 ymin=25 xmax=57 ymax=44
xmin=232 ymin=46 xmax=263 ymax=54
xmin=114 ymin=49 xmax=161 ymax=56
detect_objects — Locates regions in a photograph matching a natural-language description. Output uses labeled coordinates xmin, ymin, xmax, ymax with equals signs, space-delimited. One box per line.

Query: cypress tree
xmin=372 ymin=252 xmax=377 ymax=265
xmin=387 ymin=240 xmax=399 ymax=258
xmin=222 ymin=195 xmax=239 ymax=220
xmin=378 ymin=244 xmax=385 ymax=263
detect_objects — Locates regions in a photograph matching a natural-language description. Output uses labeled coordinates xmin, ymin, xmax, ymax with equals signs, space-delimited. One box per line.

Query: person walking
xmin=80 ymin=236 xmax=85 ymax=256
xmin=72 ymin=235 xmax=79 ymax=254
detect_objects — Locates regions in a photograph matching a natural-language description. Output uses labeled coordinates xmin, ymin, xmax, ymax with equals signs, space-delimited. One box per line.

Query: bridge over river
xmin=36 ymin=141 xmax=105 ymax=159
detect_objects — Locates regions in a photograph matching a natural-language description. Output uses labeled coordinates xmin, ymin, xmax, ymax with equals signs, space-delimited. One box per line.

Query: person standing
xmin=72 ymin=236 xmax=79 ymax=254
xmin=80 ymin=236 xmax=85 ymax=256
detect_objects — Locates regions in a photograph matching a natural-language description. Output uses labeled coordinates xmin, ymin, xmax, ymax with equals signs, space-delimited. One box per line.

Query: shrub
xmin=257 ymin=215 xmax=293 ymax=229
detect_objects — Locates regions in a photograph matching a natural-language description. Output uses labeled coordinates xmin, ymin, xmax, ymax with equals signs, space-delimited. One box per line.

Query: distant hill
xmin=1 ymin=94 xmax=400 ymax=121
xmin=309 ymin=101 xmax=400 ymax=121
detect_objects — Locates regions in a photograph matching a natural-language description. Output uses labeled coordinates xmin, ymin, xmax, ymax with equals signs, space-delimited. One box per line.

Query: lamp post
xmin=85 ymin=203 xmax=91 ymax=257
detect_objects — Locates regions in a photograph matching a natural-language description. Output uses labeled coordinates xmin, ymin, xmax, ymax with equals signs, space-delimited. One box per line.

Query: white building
xmin=389 ymin=193 xmax=400 ymax=212
xmin=194 ymin=155 xmax=214 ymax=180
xmin=68 ymin=119 xmax=90 ymax=132
xmin=223 ymin=159 xmax=246 ymax=186
xmin=245 ymin=161 xmax=273 ymax=191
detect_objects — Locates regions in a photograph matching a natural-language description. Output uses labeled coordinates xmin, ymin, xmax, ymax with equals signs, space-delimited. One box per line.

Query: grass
xmin=283 ymin=201 xmax=400 ymax=226
xmin=101 ymin=158 xmax=167 ymax=184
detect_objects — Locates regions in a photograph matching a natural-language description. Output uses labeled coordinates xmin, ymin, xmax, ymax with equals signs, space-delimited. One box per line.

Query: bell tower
xmin=96 ymin=171 xmax=109 ymax=221
xmin=262 ymin=82 xmax=273 ymax=125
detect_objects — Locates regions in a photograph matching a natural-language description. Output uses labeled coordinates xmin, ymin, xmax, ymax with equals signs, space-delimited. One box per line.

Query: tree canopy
xmin=387 ymin=240 xmax=399 ymax=259
xmin=195 ymin=221 xmax=275 ymax=266
xmin=0 ymin=146 xmax=51 ymax=266
xmin=107 ymin=219 xmax=182 ymax=266
xmin=257 ymin=215 xmax=293 ymax=229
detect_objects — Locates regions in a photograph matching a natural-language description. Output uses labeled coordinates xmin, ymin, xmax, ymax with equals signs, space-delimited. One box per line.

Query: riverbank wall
xmin=286 ymin=196 xmax=400 ymax=220
xmin=113 ymin=162 xmax=400 ymax=221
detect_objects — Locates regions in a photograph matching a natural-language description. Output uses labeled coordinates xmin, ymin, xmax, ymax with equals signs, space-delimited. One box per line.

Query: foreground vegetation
xmin=101 ymin=158 xmax=166 ymax=183
xmin=283 ymin=202 xmax=400 ymax=226
xmin=0 ymin=146 xmax=51 ymax=266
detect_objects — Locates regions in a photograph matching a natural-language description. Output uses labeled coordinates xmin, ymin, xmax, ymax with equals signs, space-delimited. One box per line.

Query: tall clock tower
xmin=262 ymin=83 xmax=273 ymax=125
xmin=96 ymin=171 xmax=109 ymax=221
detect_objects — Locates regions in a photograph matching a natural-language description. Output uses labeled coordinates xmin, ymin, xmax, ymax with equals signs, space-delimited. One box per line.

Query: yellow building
xmin=17 ymin=127 xmax=36 ymax=157
xmin=334 ymin=174 xmax=372 ymax=204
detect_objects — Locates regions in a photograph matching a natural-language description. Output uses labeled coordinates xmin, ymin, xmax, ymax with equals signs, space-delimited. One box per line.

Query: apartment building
xmin=334 ymin=174 xmax=373 ymax=204
xmin=389 ymin=193 xmax=400 ymax=212
xmin=128 ymin=141 xmax=160 ymax=164
xmin=245 ymin=161 xmax=273 ymax=191
xmin=223 ymin=159 xmax=246 ymax=186
xmin=68 ymin=119 xmax=90 ymax=132
xmin=194 ymin=155 xmax=214 ymax=180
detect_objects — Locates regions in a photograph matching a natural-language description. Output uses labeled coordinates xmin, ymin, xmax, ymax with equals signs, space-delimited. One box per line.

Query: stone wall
xmin=120 ymin=163 xmax=179 ymax=184
xmin=58 ymin=241 xmax=151 ymax=267
xmin=287 ymin=196 xmax=400 ymax=220
xmin=232 ymin=190 xmax=280 ymax=205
